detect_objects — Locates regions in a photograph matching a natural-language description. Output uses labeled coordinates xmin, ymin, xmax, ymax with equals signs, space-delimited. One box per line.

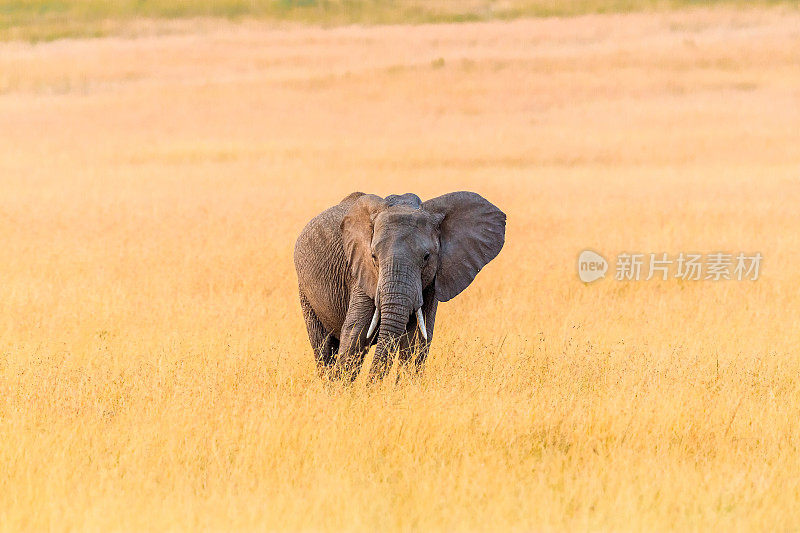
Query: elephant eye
xmin=423 ymin=252 xmax=430 ymax=262
xmin=371 ymin=253 xmax=377 ymax=263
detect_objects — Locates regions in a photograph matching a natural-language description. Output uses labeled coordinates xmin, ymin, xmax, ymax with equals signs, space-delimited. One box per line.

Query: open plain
xmin=1 ymin=7 xmax=800 ymax=530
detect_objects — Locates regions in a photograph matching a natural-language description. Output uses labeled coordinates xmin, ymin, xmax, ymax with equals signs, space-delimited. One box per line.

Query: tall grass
xmin=1 ymin=6 xmax=800 ymax=531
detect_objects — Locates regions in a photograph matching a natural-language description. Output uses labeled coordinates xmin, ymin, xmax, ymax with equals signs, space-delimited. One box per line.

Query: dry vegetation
xmin=1 ymin=0 xmax=797 ymax=41
xmin=1 ymin=6 xmax=800 ymax=531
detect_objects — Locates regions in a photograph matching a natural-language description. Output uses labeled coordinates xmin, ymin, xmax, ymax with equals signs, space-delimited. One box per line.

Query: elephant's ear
xmin=341 ymin=194 xmax=386 ymax=297
xmin=423 ymin=191 xmax=506 ymax=302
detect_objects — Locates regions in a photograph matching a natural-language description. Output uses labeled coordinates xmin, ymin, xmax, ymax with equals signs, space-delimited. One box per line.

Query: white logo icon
xmin=578 ymin=250 xmax=608 ymax=283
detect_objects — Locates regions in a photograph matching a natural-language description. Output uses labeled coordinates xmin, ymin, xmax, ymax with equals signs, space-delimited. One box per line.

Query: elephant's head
xmin=341 ymin=191 xmax=506 ymax=374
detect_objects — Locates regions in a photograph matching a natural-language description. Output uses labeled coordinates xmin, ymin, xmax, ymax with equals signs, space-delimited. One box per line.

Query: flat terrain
xmin=1 ymin=0 xmax=795 ymax=41
xmin=1 ymin=8 xmax=800 ymax=531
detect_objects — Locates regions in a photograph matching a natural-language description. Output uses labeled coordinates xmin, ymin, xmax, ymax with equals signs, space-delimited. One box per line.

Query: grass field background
xmin=1 ymin=4 xmax=800 ymax=531
xmin=1 ymin=0 xmax=798 ymax=40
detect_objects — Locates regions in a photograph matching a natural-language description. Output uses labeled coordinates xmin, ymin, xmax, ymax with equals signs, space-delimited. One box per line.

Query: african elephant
xmin=293 ymin=191 xmax=506 ymax=380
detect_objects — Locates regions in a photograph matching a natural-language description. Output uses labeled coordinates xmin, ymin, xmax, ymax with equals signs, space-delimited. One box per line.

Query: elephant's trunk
xmin=369 ymin=261 xmax=423 ymax=380
xmin=371 ymin=295 xmax=412 ymax=379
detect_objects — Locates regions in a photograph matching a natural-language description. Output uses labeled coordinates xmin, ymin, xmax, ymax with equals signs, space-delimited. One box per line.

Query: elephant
xmin=293 ymin=191 xmax=506 ymax=381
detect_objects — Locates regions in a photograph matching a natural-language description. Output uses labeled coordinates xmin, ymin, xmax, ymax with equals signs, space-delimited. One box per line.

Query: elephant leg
xmin=299 ymin=291 xmax=338 ymax=377
xmin=398 ymin=285 xmax=438 ymax=375
xmin=336 ymin=288 xmax=376 ymax=381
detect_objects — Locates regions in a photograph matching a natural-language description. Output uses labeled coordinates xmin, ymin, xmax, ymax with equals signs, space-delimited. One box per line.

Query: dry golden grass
xmin=1 ymin=7 xmax=800 ymax=531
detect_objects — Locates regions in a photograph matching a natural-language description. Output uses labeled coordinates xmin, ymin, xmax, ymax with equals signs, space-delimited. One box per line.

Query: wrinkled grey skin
xmin=294 ymin=191 xmax=506 ymax=381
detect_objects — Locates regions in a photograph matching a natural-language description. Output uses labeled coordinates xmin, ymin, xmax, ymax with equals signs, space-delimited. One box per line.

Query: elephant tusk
xmin=416 ymin=308 xmax=428 ymax=341
xmin=367 ymin=307 xmax=379 ymax=339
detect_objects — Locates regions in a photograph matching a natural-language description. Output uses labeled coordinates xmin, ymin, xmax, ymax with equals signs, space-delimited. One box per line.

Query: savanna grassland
xmin=1 ymin=5 xmax=800 ymax=531
xmin=0 ymin=0 xmax=796 ymax=41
